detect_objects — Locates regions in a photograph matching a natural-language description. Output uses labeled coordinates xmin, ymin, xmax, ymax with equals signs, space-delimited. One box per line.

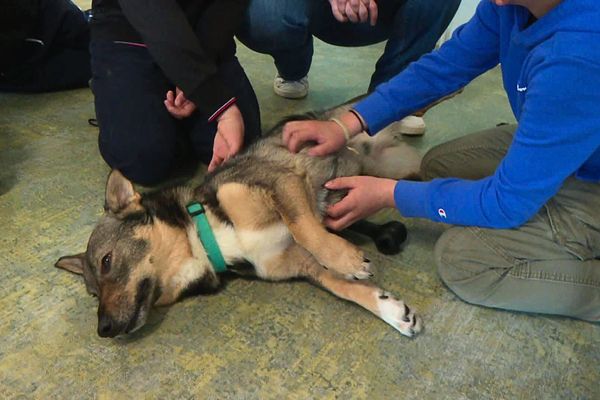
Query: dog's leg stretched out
xmin=215 ymin=178 xmax=421 ymax=337
xmin=260 ymin=242 xmax=421 ymax=337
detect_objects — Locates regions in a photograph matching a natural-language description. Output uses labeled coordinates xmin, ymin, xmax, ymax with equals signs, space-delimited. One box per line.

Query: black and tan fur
xmin=56 ymin=104 xmax=423 ymax=338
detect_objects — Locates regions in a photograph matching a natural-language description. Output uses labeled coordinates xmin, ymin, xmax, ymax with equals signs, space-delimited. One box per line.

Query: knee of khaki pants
xmin=434 ymin=227 xmax=508 ymax=306
xmin=420 ymin=124 xmax=516 ymax=181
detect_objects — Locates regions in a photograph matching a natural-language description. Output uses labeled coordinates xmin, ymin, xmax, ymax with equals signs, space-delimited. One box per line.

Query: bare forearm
xmin=339 ymin=110 xmax=367 ymax=138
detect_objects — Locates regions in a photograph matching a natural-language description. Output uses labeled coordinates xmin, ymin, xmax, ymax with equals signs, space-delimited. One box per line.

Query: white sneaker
xmin=273 ymin=75 xmax=309 ymax=99
xmin=389 ymin=115 xmax=426 ymax=136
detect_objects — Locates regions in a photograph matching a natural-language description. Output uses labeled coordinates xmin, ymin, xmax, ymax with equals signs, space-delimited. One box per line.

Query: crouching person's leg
xmin=434 ymin=194 xmax=600 ymax=322
xmin=91 ymin=40 xmax=180 ymax=185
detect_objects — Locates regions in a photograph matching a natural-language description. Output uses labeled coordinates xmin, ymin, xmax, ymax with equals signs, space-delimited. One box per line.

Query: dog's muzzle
xmin=97 ymin=278 xmax=153 ymax=338
xmin=97 ymin=314 xmax=125 ymax=338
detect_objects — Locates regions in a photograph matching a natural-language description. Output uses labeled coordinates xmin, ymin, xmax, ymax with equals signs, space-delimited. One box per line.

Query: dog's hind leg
xmin=259 ymin=243 xmax=422 ymax=337
xmin=349 ymin=132 xmax=422 ymax=180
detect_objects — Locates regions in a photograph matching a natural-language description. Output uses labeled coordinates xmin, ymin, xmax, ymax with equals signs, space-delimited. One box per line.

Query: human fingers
xmin=358 ymin=1 xmax=369 ymax=23
xmin=174 ymin=89 xmax=186 ymax=108
xmin=179 ymin=102 xmax=196 ymax=118
xmin=324 ymin=212 xmax=357 ymax=231
xmin=369 ymin=0 xmax=378 ymax=25
xmin=220 ymin=132 xmax=243 ymax=159
xmin=226 ymin=113 xmax=245 ymax=155
xmin=307 ymin=122 xmax=348 ymax=156
xmin=287 ymin=129 xmax=315 ymax=153
xmin=326 ymin=193 xmax=357 ymax=219
xmin=164 ymin=99 xmax=183 ymax=119
xmin=324 ymin=176 xmax=357 ymax=191
xmin=283 ymin=121 xmax=317 ymax=153
xmin=282 ymin=121 xmax=295 ymax=146
xmin=165 ymin=90 xmax=175 ymax=105
xmin=307 ymin=139 xmax=343 ymax=157
xmin=348 ymin=0 xmax=361 ymax=14
xmin=228 ymin=135 xmax=243 ymax=155
xmin=345 ymin=0 xmax=360 ymax=23
xmin=208 ymin=153 xmax=224 ymax=172
xmin=330 ymin=0 xmax=348 ymax=22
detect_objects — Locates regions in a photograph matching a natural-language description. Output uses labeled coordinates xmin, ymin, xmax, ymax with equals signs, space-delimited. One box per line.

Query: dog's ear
xmin=55 ymin=253 xmax=99 ymax=296
xmin=104 ymin=170 xmax=143 ymax=216
xmin=55 ymin=253 xmax=86 ymax=275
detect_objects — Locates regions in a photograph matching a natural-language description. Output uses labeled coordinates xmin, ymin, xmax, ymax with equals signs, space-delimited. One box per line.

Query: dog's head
xmin=56 ymin=171 xmax=219 ymax=338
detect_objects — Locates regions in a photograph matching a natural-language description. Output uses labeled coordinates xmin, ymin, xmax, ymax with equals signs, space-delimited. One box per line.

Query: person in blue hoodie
xmin=282 ymin=0 xmax=600 ymax=322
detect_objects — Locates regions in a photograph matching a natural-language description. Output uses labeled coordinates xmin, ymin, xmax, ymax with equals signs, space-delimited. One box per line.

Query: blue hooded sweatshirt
xmin=354 ymin=0 xmax=600 ymax=228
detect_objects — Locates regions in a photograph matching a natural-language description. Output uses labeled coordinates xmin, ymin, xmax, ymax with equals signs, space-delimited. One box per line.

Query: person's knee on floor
xmin=434 ymin=227 xmax=505 ymax=307
xmin=90 ymin=0 xmax=260 ymax=178
xmin=99 ymin=134 xmax=178 ymax=186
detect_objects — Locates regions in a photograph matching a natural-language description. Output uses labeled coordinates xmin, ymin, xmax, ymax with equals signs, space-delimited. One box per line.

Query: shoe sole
xmin=399 ymin=127 xmax=426 ymax=136
xmin=273 ymin=85 xmax=308 ymax=99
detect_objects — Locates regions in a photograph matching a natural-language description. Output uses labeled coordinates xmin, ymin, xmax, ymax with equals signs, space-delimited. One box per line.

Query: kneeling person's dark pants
xmin=91 ymin=40 xmax=261 ymax=185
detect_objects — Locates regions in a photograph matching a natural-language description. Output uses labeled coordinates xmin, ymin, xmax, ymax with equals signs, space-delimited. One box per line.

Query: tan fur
xmin=140 ymin=221 xmax=200 ymax=306
xmin=274 ymin=176 xmax=367 ymax=277
xmin=258 ymin=242 xmax=421 ymax=335
xmin=217 ymin=179 xmax=367 ymax=278
xmin=217 ymin=183 xmax=280 ymax=230
xmin=56 ymin=100 xmax=424 ymax=338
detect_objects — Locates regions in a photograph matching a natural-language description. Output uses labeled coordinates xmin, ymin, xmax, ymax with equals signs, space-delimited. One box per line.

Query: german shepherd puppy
xmin=55 ymin=104 xmax=423 ymax=339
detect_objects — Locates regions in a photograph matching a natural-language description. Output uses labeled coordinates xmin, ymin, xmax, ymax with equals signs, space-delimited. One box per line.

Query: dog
xmin=55 ymin=103 xmax=423 ymax=338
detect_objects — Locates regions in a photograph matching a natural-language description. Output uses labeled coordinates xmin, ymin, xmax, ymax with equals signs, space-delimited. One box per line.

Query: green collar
xmin=186 ymin=202 xmax=228 ymax=273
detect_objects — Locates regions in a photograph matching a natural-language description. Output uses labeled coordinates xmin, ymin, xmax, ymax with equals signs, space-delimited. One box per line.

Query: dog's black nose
xmin=97 ymin=314 xmax=120 ymax=338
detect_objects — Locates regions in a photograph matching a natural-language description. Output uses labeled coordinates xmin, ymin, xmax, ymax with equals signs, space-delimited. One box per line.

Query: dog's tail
xmin=348 ymin=128 xmax=423 ymax=181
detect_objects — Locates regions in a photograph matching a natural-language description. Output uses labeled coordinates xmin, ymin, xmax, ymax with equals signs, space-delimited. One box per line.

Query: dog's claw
xmin=376 ymin=291 xmax=422 ymax=338
xmin=347 ymin=259 xmax=372 ymax=280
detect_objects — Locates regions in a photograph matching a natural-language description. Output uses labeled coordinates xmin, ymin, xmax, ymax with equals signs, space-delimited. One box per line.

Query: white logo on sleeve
xmin=517 ymin=84 xmax=527 ymax=92
xmin=438 ymin=208 xmax=447 ymax=218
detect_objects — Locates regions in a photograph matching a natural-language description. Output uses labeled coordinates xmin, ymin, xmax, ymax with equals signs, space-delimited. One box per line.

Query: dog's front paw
xmin=376 ymin=291 xmax=422 ymax=337
xmin=317 ymin=237 xmax=371 ymax=280
xmin=349 ymin=258 xmax=373 ymax=280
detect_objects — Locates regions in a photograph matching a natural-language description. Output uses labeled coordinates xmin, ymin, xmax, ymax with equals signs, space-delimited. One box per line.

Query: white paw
xmin=346 ymin=258 xmax=373 ymax=280
xmin=376 ymin=291 xmax=422 ymax=337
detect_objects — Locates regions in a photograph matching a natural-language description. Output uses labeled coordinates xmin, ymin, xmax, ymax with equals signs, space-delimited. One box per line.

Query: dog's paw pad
xmin=376 ymin=291 xmax=422 ymax=337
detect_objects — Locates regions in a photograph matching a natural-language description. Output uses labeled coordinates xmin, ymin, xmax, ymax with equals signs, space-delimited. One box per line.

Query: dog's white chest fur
xmin=213 ymin=223 xmax=292 ymax=275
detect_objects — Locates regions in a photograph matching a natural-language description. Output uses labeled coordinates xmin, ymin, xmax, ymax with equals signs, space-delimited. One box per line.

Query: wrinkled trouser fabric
xmin=90 ymin=40 xmax=261 ymax=185
xmin=237 ymin=0 xmax=461 ymax=91
xmin=423 ymin=125 xmax=600 ymax=321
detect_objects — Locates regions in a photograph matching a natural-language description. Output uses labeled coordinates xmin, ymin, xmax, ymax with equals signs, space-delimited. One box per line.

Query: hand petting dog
xmin=210 ymin=105 xmax=245 ymax=172
xmin=164 ymin=88 xmax=245 ymax=171
xmin=283 ymin=109 xmax=397 ymax=231
xmin=324 ymin=176 xmax=397 ymax=231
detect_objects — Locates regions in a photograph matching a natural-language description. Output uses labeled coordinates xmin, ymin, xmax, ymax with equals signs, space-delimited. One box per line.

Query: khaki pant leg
xmin=421 ymin=124 xmax=515 ymax=180
xmin=435 ymin=177 xmax=600 ymax=322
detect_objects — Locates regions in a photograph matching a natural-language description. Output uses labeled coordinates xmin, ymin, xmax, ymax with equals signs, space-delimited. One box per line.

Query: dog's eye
xmin=101 ymin=252 xmax=112 ymax=275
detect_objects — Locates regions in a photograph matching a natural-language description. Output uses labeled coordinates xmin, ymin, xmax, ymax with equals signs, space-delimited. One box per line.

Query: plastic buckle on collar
xmin=187 ymin=202 xmax=205 ymax=217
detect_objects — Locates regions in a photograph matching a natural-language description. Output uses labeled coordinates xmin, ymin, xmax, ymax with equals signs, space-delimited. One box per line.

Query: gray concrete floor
xmin=1 ymin=36 xmax=598 ymax=399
